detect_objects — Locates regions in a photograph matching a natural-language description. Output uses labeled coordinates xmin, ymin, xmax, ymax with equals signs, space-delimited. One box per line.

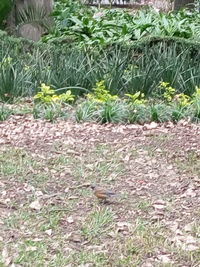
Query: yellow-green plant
xmin=159 ymin=81 xmax=176 ymax=102
xmin=174 ymin=93 xmax=191 ymax=107
xmin=34 ymin=83 xmax=75 ymax=104
xmin=0 ymin=56 xmax=12 ymax=67
xmin=86 ymin=81 xmax=118 ymax=103
xmin=125 ymin=91 xmax=147 ymax=105
xmin=192 ymin=86 xmax=200 ymax=101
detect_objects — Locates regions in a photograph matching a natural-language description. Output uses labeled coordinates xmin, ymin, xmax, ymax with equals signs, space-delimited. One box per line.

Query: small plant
xmin=33 ymin=103 xmax=67 ymax=122
xmin=159 ymin=81 xmax=176 ymax=102
xmin=150 ymin=103 xmax=171 ymax=122
xmin=86 ymin=81 xmax=118 ymax=103
xmin=128 ymin=104 xmax=151 ymax=124
xmin=99 ymin=100 xmax=128 ymax=124
xmin=34 ymin=83 xmax=75 ymax=104
xmin=171 ymin=102 xmax=191 ymax=122
xmin=75 ymin=100 xmax=100 ymax=122
xmin=0 ymin=104 xmax=12 ymax=121
xmin=174 ymin=93 xmax=191 ymax=107
xmin=125 ymin=91 xmax=147 ymax=105
xmin=191 ymin=86 xmax=200 ymax=121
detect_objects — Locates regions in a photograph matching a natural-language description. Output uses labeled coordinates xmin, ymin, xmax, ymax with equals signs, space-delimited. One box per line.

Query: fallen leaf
xmin=35 ymin=190 xmax=43 ymax=197
xmin=45 ymin=229 xmax=52 ymax=236
xmin=143 ymin=122 xmax=158 ymax=130
xmin=26 ymin=246 xmax=37 ymax=252
xmin=2 ymin=247 xmax=12 ymax=266
xmin=67 ymin=216 xmax=74 ymax=224
xmin=157 ymin=254 xmax=174 ymax=264
xmin=29 ymin=199 xmax=42 ymax=210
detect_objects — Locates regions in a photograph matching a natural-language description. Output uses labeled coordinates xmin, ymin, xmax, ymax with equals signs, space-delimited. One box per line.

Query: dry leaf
xmin=67 ymin=216 xmax=74 ymax=224
xmin=2 ymin=247 xmax=12 ymax=266
xmin=45 ymin=229 xmax=52 ymax=236
xmin=29 ymin=199 xmax=41 ymax=210
xmin=143 ymin=122 xmax=158 ymax=130
xmin=157 ymin=254 xmax=174 ymax=264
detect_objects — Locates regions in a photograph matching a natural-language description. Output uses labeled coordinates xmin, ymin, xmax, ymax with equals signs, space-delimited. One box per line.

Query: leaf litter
xmin=0 ymin=115 xmax=200 ymax=266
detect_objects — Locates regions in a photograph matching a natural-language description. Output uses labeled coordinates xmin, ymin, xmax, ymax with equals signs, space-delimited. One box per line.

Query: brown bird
xmin=91 ymin=185 xmax=116 ymax=202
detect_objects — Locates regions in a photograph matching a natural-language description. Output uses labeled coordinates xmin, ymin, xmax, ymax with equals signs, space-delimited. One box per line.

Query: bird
xmin=91 ymin=185 xmax=116 ymax=202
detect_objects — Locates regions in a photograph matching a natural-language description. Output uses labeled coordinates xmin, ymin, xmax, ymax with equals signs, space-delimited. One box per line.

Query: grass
xmin=81 ymin=207 xmax=114 ymax=239
xmin=2 ymin=36 xmax=200 ymax=101
xmin=174 ymin=151 xmax=200 ymax=177
xmin=0 ymin=124 xmax=200 ymax=266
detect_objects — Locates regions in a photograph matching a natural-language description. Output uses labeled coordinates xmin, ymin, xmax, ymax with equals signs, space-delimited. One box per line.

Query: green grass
xmin=0 ymin=133 xmax=199 ymax=266
xmin=175 ymin=151 xmax=200 ymax=176
xmin=81 ymin=207 xmax=114 ymax=239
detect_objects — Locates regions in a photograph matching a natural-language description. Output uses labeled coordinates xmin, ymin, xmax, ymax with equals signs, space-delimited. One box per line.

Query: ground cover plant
xmin=2 ymin=34 xmax=200 ymax=101
xmin=43 ymin=0 xmax=200 ymax=46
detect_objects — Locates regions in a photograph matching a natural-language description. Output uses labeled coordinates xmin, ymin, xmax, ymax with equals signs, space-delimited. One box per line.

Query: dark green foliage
xmin=99 ymin=101 xmax=128 ymax=123
xmin=0 ymin=0 xmax=12 ymax=27
xmin=1 ymin=31 xmax=200 ymax=101
xmin=45 ymin=4 xmax=200 ymax=46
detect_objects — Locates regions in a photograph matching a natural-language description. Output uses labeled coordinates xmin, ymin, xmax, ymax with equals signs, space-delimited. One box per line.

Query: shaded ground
xmin=0 ymin=115 xmax=200 ymax=266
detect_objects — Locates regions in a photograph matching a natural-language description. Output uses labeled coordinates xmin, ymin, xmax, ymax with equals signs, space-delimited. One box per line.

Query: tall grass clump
xmin=1 ymin=33 xmax=200 ymax=101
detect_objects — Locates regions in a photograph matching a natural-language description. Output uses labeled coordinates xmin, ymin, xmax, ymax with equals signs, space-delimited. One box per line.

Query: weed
xmin=81 ymin=207 xmax=114 ymax=239
xmin=0 ymin=104 xmax=12 ymax=121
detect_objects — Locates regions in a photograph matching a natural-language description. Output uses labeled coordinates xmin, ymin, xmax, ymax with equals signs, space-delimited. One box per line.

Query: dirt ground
xmin=0 ymin=115 xmax=200 ymax=266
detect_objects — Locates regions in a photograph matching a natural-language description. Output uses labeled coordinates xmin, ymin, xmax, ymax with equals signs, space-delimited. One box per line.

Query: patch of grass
xmin=72 ymin=251 xmax=109 ymax=266
xmin=137 ymin=200 xmax=152 ymax=211
xmin=99 ymin=100 xmax=128 ymax=124
xmin=68 ymin=144 xmax=125 ymax=183
xmin=3 ymin=210 xmax=32 ymax=229
xmin=75 ymin=100 xmax=99 ymax=122
xmin=175 ymin=151 xmax=200 ymax=176
xmin=0 ymin=104 xmax=12 ymax=121
xmin=33 ymin=103 xmax=69 ymax=122
xmin=81 ymin=207 xmax=114 ymax=240
xmin=115 ymin=220 xmax=168 ymax=266
xmin=150 ymin=103 xmax=171 ymax=122
xmin=0 ymin=148 xmax=37 ymax=179
xmin=15 ymin=240 xmax=48 ymax=266
xmin=128 ymin=104 xmax=151 ymax=124
xmin=40 ymin=212 xmax=62 ymax=232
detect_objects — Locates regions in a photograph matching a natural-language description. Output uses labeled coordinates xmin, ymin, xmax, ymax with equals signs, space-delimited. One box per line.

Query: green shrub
xmin=127 ymin=104 xmax=151 ymax=124
xmin=33 ymin=103 xmax=68 ymax=122
xmin=34 ymin=83 xmax=75 ymax=104
xmin=150 ymin=104 xmax=171 ymax=122
xmin=46 ymin=5 xmax=200 ymax=47
xmin=98 ymin=100 xmax=128 ymax=124
xmin=0 ymin=0 xmax=12 ymax=26
xmin=75 ymin=100 xmax=99 ymax=122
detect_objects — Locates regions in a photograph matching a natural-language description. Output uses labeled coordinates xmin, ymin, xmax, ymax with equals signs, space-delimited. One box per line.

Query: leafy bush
xmin=127 ymin=104 xmax=151 ymax=124
xmin=34 ymin=83 xmax=75 ymax=104
xmin=33 ymin=102 xmax=69 ymax=122
xmin=45 ymin=5 xmax=200 ymax=46
xmin=2 ymin=32 xmax=200 ymax=101
xmin=75 ymin=100 xmax=99 ymax=122
xmin=86 ymin=81 xmax=118 ymax=103
xmin=99 ymin=100 xmax=128 ymax=123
